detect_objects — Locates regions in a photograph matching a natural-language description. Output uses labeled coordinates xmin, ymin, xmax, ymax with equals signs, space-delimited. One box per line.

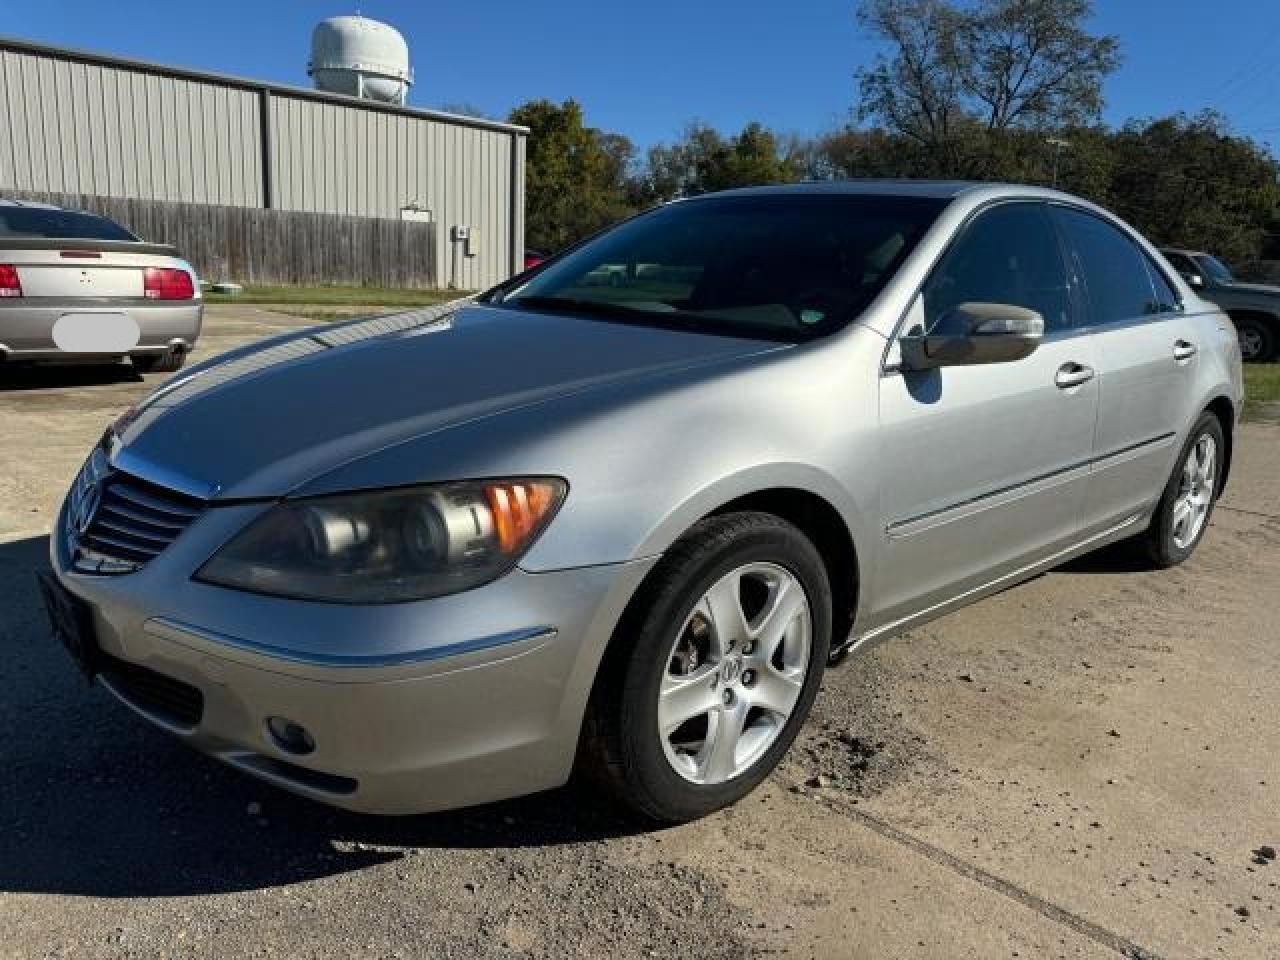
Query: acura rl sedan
xmin=41 ymin=182 xmax=1242 ymax=823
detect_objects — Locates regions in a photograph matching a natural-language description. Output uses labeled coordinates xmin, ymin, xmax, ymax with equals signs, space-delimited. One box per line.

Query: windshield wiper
xmin=505 ymin=294 xmax=803 ymax=343
xmin=507 ymin=295 xmax=668 ymax=318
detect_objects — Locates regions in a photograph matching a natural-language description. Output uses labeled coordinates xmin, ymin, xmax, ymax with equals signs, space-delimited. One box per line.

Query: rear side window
xmin=1052 ymin=207 xmax=1160 ymax=325
xmin=1143 ymin=257 xmax=1181 ymax=313
xmin=923 ymin=202 xmax=1072 ymax=334
xmin=0 ymin=208 xmax=137 ymax=241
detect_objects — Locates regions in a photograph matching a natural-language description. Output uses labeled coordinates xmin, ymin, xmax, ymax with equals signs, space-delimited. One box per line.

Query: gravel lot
xmin=1 ymin=306 xmax=1277 ymax=959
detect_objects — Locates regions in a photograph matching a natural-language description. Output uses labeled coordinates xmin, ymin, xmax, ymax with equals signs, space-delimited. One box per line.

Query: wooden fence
xmin=8 ymin=191 xmax=438 ymax=289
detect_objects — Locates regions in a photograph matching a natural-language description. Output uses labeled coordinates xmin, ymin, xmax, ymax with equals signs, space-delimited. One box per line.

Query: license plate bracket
xmin=36 ymin=571 xmax=100 ymax=682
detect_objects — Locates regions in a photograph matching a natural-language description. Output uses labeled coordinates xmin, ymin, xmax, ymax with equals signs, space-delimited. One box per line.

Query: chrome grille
xmin=67 ymin=451 xmax=205 ymax=574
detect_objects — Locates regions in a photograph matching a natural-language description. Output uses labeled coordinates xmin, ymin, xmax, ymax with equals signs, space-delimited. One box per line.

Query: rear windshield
xmin=501 ymin=194 xmax=948 ymax=341
xmin=0 ymin=207 xmax=137 ymax=241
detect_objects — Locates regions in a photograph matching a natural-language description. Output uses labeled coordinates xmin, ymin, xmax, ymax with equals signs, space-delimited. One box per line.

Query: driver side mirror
xmin=899 ymin=303 xmax=1044 ymax=371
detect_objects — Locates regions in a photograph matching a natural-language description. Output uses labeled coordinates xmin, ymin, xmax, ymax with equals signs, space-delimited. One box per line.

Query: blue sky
xmin=6 ymin=1 xmax=1280 ymax=150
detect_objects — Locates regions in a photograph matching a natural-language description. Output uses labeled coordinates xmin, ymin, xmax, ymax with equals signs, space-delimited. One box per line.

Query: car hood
xmin=1219 ymin=281 xmax=1280 ymax=296
xmin=110 ymin=301 xmax=781 ymax=500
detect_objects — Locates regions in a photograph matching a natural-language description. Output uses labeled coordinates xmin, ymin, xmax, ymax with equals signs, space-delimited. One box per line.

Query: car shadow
xmin=1057 ymin=542 xmax=1151 ymax=576
xmin=0 ymin=534 xmax=646 ymax=900
xmin=0 ymin=362 xmax=141 ymax=391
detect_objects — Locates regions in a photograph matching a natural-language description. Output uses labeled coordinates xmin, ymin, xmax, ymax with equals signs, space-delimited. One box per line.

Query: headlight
xmin=195 ymin=478 xmax=566 ymax=603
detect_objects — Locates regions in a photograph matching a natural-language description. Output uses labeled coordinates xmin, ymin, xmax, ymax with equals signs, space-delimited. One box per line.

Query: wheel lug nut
xmin=722 ymin=689 xmax=735 ymax=706
xmin=742 ymin=643 xmax=753 ymax=655
xmin=742 ymin=670 xmax=755 ymax=686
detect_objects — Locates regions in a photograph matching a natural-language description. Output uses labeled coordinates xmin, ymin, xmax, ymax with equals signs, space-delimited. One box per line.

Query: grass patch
xmin=204 ymin=285 xmax=466 ymax=307
xmin=1243 ymin=364 xmax=1280 ymax=422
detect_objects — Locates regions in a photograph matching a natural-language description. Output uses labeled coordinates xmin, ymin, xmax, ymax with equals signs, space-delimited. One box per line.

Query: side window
xmin=1052 ymin=207 xmax=1162 ymax=325
xmin=922 ymin=203 xmax=1072 ymax=335
xmin=1143 ymin=257 xmax=1181 ymax=313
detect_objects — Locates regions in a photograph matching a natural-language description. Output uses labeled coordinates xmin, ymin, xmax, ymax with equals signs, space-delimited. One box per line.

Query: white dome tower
xmin=308 ymin=15 xmax=413 ymax=105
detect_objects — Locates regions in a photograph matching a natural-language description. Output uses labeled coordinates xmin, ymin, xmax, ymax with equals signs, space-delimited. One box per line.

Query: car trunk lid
xmin=0 ymin=241 xmax=188 ymax=299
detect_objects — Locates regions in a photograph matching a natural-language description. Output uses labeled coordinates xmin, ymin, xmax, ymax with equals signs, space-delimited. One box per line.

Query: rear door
xmin=873 ymin=201 xmax=1099 ymax=624
xmin=1050 ymin=206 xmax=1195 ymax=531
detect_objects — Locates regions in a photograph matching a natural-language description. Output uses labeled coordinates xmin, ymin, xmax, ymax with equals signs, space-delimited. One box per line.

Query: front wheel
xmin=581 ymin=512 xmax=831 ymax=823
xmin=1233 ymin=315 xmax=1276 ymax=363
xmin=1137 ymin=412 xmax=1224 ymax=568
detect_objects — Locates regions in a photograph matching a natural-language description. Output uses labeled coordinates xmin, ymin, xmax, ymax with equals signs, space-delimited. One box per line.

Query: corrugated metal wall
xmin=0 ymin=41 xmax=525 ymax=289
xmin=0 ymin=48 xmax=262 ymax=207
xmin=268 ymin=95 xmax=514 ymax=290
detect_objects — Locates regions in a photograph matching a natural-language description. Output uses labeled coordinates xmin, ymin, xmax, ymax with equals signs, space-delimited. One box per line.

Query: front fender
xmin=627 ymin=460 xmax=873 ymax=569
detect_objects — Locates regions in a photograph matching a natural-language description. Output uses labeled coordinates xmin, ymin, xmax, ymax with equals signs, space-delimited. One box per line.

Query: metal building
xmin=0 ymin=36 xmax=527 ymax=289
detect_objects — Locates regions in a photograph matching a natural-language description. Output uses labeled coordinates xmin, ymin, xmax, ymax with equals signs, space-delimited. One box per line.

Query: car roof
xmin=688 ymin=179 xmax=1044 ymax=201
xmin=0 ymin=197 xmax=66 ymax=210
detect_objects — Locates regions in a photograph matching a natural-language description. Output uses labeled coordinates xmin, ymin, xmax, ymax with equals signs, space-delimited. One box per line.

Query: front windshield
xmin=1195 ymin=254 xmax=1235 ymax=284
xmin=501 ymin=193 xmax=947 ymax=341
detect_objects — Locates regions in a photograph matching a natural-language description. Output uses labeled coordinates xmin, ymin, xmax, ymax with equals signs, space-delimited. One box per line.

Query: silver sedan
xmin=42 ymin=182 xmax=1242 ymax=823
xmin=0 ymin=199 xmax=201 ymax=372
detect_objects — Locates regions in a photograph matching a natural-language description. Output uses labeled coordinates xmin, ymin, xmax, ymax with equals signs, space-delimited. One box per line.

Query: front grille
xmin=68 ymin=457 xmax=205 ymax=574
xmin=99 ymin=652 xmax=204 ymax=728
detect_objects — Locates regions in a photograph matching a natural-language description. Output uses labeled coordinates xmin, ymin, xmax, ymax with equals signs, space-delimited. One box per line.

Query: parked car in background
xmin=523 ymin=249 xmax=548 ymax=271
xmin=1161 ymin=248 xmax=1279 ymax=362
xmin=0 ymin=199 xmax=201 ymax=373
xmin=43 ymin=183 xmax=1241 ymax=824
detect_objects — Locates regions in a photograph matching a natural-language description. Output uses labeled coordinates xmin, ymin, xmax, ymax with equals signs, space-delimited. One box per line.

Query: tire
xmin=1137 ymin=412 xmax=1225 ymax=569
xmin=1232 ymin=314 xmax=1276 ymax=363
xmin=132 ymin=350 xmax=186 ymax=374
xmin=581 ymin=511 xmax=831 ymax=823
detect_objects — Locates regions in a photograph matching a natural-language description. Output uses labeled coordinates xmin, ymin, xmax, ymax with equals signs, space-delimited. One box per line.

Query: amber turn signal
xmin=485 ymin=480 xmax=563 ymax=553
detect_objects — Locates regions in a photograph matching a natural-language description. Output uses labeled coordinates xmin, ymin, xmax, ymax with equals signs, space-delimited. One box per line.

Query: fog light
xmin=266 ymin=716 xmax=315 ymax=755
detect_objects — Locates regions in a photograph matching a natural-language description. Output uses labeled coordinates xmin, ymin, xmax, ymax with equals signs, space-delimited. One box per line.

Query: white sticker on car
xmin=52 ymin=313 xmax=141 ymax=354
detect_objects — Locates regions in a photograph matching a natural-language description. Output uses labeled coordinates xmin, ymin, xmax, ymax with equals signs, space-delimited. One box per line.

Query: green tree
xmin=638 ymin=122 xmax=803 ymax=202
xmin=1106 ymin=112 xmax=1280 ymax=264
xmin=854 ymin=0 xmax=1120 ymax=176
xmin=509 ymin=99 xmax=638 ymax=252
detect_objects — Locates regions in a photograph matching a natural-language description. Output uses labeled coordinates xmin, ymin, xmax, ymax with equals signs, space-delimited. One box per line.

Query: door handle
xmin=1173 ymin=339 xmax=1198 ymax=361
xmin=1055 ymin=362 xmax=1095 ymax=389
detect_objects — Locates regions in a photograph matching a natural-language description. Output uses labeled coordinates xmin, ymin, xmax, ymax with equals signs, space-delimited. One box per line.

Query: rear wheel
xmin=581 ymin=512 xmax=831 ymax=823
xmin=1136 ymin=412 xmax=1224 ymax=568
xmin=132 ymin=350 xmax=186 ymax=374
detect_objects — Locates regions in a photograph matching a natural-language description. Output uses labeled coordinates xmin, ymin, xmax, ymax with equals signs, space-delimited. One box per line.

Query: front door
xmin=872 ymin=201 xmax=1099 ymax=626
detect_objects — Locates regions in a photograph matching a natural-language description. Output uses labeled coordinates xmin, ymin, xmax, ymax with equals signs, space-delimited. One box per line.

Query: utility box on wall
xmin=452 ymin=225 xmax=481 ymax=258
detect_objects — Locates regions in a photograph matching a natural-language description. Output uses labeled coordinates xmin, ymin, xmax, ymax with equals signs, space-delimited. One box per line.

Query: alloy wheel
xmin=1171 ymin=433 xmax=1216 ymax=550
xmin=658 ymin=562 xmax=812 ymax=785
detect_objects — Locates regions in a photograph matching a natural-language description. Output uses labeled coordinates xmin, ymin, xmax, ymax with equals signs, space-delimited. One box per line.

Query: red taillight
xmin=0 ymin=264 xmax=21 ymax=298
xmin=143 ymin=267 xmax=194 ymax=300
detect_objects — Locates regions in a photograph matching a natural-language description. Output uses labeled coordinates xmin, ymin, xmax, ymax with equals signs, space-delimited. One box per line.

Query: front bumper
xmin=0 ymin=301 xmax=202 ymax=361
xmin=49 ymin=496 xmax=655 ymax=814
